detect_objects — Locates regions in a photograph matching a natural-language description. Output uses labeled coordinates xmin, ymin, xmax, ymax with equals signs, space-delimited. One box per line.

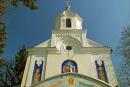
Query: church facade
xmin=21 ymin=3 xmax=118 ymax=87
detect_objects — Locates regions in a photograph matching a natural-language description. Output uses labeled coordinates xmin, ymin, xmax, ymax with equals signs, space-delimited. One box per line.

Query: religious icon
xmin=34 ymin=69 xmax=41 ymax=81
xmin=95 ymin=61 xmax=108 ymax=82
xmin=67 ymin=77 xmax=75 ymax=85
xmin=62 ymin=60 xmax=78 ymax=73
xmin=32 ymin=60 xmax=43 ymax=82
xmin=63 ymin=64 xmax=75 ymax=73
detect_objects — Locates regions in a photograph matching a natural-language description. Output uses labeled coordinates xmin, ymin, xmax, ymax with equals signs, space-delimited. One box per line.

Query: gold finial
xmin=66 ymin=0 xmax=70 ymax=10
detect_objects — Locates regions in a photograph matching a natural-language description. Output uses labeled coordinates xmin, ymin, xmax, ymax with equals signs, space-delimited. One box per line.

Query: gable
xmin=35 ymin=39 xmax=51 ymax=47
xmin=87 ymin=39 xmax=104 ymax=47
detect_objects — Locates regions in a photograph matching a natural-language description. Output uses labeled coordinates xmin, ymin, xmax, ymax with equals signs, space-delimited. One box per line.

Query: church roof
xmin=87 ymin=39 xmax=103 ymax=47
xmin=35 ymin=39 xmax=51 ymax=47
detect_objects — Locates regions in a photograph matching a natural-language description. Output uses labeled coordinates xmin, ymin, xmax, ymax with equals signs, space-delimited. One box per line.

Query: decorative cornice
xmin=28 ymin=47 xmax=60 ymax=54
xmin=79 ymin=47 xmax=112 ymax=54
xmin=52 ymin=29 xmax=86 ymax=33
xmin=28 ymin=47 xmax=111 ymax=54
xmin=55 ymin=33 xmax=81 ymax=37
xmin=28 ymin=47 xmax=48 ymax=55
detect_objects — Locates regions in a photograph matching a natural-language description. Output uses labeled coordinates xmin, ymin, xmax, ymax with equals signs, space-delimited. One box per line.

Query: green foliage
xmin=10 ymin=0 xmax=38 ymax=10
xmin=117 ymin=26 xmax=130 ymax=58
xmin=0 ymin=17 xmax=7 ymax=87
xmin=0 ymin=20 xmax=6 ymax=55
xmin=117 ymin=26 xmax=130 ymax=87
xmin=0 ymin=0 xmax=34 ymax=86
xmin=0 ymin=46 xmax=28 ymax=87
xmin=0 ymin=63 xmax=17 ymax=87
xmin=0 ymin=20 xmax=7 ymax=71
xmin=0 ymin=0 xmax=38 ymax=16
xmin=0 ymin=59 xmax=7 ymax=67
xmin=15 ymin=45 xmax=28 ymax=84
xmin=0 ymin=0 xmax=8 ymax=15
xmin=117 ymin=59 xmax=130 ymax=87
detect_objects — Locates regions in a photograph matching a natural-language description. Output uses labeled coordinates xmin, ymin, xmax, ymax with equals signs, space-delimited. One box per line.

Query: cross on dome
xmin=66 ymin=0 xmax=70 ymax=10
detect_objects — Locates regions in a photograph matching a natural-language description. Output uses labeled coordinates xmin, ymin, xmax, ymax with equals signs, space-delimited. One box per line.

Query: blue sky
xmin=3 ymin=0 xmax=130 ymax=71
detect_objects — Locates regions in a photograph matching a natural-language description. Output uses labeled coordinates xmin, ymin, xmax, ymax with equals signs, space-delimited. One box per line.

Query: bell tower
xmin=55 ymin=2 xmax=83 ymax=30
xmin=51 ymin=1 xmax=86 ymax=48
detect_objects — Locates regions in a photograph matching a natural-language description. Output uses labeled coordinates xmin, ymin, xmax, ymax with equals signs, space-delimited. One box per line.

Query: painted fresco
xmin=62 ymin=60 xmax=78 ymax=73
xmin=79 ymin=82 xmax=94 ymax=87
xmin=33 ymin=73 xmax=110 ymax=87
xmin=95 ymin=61 xmax=108 ymax=82
xmin=32 ymin=60 xmax=43 ymax=82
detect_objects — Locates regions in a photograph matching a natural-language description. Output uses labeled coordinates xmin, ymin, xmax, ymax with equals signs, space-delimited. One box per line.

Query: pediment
xmin=35 ymin=39 xmax=51 ymax=47
xmin=87 ymin=39 xmax=104 ymax=47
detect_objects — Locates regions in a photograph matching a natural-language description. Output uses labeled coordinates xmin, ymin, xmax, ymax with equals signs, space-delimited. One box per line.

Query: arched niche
xmin=62 ymin=60 xmax=78 ymax=73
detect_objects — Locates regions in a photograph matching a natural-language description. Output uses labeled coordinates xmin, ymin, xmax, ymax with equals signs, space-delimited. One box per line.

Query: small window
xmin=66 ymin=46 xmax=72 ymax=51
xmin=66 ymin=18 xmax=71 ymax=28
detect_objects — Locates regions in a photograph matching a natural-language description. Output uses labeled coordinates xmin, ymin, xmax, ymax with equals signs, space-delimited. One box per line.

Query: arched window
xmin=95 ymin=61 xmax=108 ymax=83
xmin=62 ymin=60 xmax=78 ymax=73
xmin=66 ymin=18 xmax=71 ymax=28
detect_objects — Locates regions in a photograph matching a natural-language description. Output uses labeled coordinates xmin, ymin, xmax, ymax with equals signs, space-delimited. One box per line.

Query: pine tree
xmin=0 ymin=63 xmax=17 ymax=87
xmin=14 ymin=45 xmax=28 ymax=85
xmin=0 ymin=0 xmax=37 ymax=77
xmin=0 ymin=46 xmax=28 ymax=87
xmin=117 ymin=25 xmax=130 ymax=87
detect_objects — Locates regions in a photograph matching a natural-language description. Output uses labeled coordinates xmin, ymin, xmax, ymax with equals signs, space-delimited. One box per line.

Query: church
xmin=21 ymin=1 xmax=118 ymax=87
